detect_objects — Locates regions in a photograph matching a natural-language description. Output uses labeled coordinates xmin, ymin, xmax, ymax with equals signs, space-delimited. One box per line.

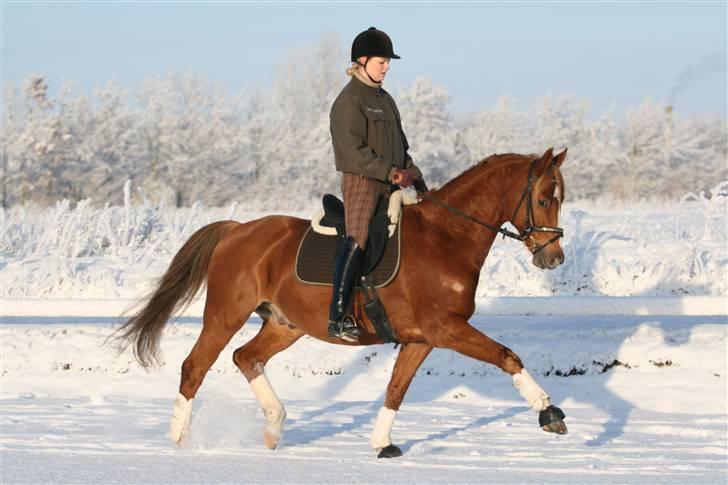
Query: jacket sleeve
xmin=330 ymin=96 xmax=393 ymax=182
xmin=399 ymin=121 xmax=423 ymax=179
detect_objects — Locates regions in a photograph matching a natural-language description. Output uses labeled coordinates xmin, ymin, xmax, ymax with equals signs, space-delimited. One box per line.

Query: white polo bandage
xmin=512 ymin=369 xmax=551 ymax=412
xmin=170 ymin=393 xmax=194 ymax=444
xmin=370 ymin=407 xmax=397 ymax=450
xmin=250 ymin=374 xmax=286 ymax=435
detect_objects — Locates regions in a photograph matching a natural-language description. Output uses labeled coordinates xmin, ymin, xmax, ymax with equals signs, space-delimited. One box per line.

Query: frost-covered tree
xmin=397 ymin=77 xmax=456 ymax=185
xmin=665 ymin=114 xmax=728 ymax=197
xmin=258 ymin=32 xmax=344 ymax=209
xmin=611 ymin=99 xmax=670 ymax=200
xmin=531 ymin=94 xmax=628 ymax=200
xmin=578 ymin=108 xmax=623 ymax=200
xmin=237 ymin=89 xmax=266 ymax=188
xmin=533 ymin=93 xmax=590 ymax=154
xmin=4 ymin=77 xmax=83 ymax=205
xmin=80 ymin=79 xmax=141 ymax=204
xmin=457 ymin=95 xmax=531 ymax=162
xmin=135 ymin=74 xmax=248 ymax=206
xmin=1 ymin=82 xmax=28 ymax=206
xmin=2 ymin=45 xmax=726 ymax=208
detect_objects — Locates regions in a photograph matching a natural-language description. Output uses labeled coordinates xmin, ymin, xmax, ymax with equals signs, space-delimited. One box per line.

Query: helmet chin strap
xmin=357 ymin=58 xmax=381 ymax=85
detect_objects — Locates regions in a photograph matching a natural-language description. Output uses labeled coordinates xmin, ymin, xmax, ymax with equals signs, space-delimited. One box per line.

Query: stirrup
xmin=328 ymin=315 xmax=361 ymax=343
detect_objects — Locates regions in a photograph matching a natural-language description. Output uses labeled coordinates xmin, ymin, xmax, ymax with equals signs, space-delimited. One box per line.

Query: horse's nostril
xmin=549 ymin=255 xmax=563 ymax=268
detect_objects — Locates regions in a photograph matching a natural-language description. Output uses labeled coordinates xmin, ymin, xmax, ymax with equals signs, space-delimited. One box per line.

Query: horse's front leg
xmin=427 ymin=318 xmax=567 ymax=434
xmin=372 ymin=342 xmax=433 ymax=458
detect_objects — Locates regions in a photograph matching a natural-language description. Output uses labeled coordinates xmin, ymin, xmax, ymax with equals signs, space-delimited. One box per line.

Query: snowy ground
xmin=2 ymin=313 xmax=726 ymax=484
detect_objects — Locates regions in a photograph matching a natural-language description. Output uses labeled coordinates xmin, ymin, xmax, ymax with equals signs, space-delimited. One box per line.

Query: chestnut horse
xmin=117 ymin=147 xmax=569 ymax=458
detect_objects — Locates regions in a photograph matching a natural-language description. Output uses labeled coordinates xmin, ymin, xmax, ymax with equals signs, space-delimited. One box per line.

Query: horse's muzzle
xmin=532 ymin=249 xmax=564 ymax=270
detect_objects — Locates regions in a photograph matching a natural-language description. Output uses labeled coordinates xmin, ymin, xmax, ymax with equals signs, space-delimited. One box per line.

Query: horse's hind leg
xmin=170 ymin=300 xmax=253 ymax=444
xmin=372 ymin=342 xmax=432 ymax=458
xmin=232 ymin=305 xmax=304 ymax=450
xmin=428 ymin=318 xmax=567 ymax=434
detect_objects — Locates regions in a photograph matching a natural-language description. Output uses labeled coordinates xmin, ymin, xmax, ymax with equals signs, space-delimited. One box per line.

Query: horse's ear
xmin=554 ymin=148 xmax=567 ymax=167
xmin=534 ymin=147 xmax=555 ymax=177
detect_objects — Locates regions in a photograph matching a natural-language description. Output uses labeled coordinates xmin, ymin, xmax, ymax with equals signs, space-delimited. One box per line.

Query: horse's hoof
xmin=539 ymin=405 xmax=568 ymax=435
xmin=263 ymin=430 xmax=280 ymax=450
xmin=377 ymin=444 xmax=403 ymax=458
xmin=542 ymin=420 xmax=568 ymax=434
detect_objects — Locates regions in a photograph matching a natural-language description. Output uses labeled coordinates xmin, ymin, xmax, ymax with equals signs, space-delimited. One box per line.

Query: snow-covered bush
xmin=1 ymin=184 xmax=725 ymax=299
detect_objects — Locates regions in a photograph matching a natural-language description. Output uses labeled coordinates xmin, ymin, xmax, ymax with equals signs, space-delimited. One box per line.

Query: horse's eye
xmin=538 ymin=199 xmax=550 ymax=208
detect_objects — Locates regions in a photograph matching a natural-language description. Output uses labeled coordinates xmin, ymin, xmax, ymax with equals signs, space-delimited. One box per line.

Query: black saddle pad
xmin=295 ymin=197 xmax=401 ymax=288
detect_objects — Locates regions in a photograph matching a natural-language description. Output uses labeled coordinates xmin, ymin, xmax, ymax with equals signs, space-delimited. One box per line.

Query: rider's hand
xmin=391 ymin=169 xmax=416 ymax=188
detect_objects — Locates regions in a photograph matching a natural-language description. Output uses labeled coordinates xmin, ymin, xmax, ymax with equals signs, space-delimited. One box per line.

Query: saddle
xmin=295 ymin=192 xmax=403 ymax=288
xmin=296 ymin=192 xmax=411 ymax=343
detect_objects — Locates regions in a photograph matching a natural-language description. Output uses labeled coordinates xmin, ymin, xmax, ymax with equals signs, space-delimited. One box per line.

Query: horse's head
xmin=507 ymin=147 xmax=567 ymax=270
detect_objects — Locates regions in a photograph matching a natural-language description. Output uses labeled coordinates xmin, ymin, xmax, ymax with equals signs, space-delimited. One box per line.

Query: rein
xmin=419 ymin=159 xmax=564 ymax=255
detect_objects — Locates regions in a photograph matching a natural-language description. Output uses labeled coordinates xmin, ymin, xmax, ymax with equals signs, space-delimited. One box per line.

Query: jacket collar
xmin=351 ymin=71 xmax=384 ymax=96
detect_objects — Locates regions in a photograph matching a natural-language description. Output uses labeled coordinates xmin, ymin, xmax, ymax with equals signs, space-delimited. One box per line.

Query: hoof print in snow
xmin=377 ymin=444 xmax=403 ymax=458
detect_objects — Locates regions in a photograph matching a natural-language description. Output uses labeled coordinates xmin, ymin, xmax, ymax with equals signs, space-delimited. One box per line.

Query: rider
xmin=327 ymin=27 xmax=428 ymax=342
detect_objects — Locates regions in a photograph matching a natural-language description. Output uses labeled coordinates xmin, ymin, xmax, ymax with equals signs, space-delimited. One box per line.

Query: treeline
xmin=2 ymin=33 xmax=726 ymax=208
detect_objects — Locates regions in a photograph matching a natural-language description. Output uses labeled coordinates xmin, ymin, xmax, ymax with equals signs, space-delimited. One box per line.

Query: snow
xmin=1 ymin=191 xmax=727 ymax=482
xmin=1 ymin=315 xmax=726 ymax=483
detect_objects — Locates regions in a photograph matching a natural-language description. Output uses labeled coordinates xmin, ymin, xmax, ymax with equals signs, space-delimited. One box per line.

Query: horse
xmin=116 ymin=147 xmax=569 ymax=458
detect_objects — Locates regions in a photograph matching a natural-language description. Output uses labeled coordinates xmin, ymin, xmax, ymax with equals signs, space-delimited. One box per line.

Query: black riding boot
xmin=328 ymin=236 xmax=364 ymax=342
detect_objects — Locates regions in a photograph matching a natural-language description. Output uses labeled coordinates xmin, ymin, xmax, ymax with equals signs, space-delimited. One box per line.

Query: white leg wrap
xmin=512 ymin=369 xmax=551 ymax=412
xmin=170 ymin=393 xmax=193 ymax=444
xmin=250 ymin=374 xmax=286 ymax=449
xmin=370 ymin=407 xmax=397 ymax=450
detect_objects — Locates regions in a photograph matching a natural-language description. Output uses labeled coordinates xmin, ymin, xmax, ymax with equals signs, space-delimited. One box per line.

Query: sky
xmin=2 ymin=1 xmax=726 ymax=120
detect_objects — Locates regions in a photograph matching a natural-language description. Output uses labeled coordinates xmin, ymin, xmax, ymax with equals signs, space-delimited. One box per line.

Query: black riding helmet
xmin=351 ymin=27 xmax=401 ymax=61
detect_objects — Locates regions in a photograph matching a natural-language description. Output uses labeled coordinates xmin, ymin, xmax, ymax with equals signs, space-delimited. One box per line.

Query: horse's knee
xmin=501 ymin=347 xmax=524 ymax=374
xmin=179 ymin=357 xmax=201 ymax=398
xmin=180 ymin=357 xmax=196 ymax=382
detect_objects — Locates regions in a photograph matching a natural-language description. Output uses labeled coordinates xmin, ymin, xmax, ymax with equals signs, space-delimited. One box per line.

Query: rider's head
xmin=347 ymin=27 xmax=400 ymax=83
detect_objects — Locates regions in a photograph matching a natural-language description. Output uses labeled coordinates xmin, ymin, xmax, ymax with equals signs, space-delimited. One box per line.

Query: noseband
xmin=420 ymin=159 xmax=564 ymax=255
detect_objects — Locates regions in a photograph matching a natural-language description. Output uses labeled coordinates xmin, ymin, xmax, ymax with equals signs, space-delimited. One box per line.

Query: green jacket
xmin=330 ymin=76 xmax=422 ymax=191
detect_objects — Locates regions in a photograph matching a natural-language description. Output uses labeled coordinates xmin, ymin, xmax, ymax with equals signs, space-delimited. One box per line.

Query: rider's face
xmin=359 ymin=56 xmax=390 ymax=82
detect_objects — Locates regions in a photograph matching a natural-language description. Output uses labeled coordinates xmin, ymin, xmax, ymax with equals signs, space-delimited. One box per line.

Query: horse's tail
xmin=115 ymin=220 xmax=238 ymax=368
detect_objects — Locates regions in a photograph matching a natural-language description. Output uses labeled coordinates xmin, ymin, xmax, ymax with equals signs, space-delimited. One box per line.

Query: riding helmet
xmin=351 ymin=27 xmax=401 ymax=61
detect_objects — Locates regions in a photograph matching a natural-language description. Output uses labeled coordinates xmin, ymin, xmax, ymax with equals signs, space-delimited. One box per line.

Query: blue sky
xmin=2 ymin=1 xmax=726 ymax=119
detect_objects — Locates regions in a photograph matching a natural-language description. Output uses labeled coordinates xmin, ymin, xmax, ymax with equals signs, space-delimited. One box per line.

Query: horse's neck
xmin=426 ymin=163 xmax=508 ymax=270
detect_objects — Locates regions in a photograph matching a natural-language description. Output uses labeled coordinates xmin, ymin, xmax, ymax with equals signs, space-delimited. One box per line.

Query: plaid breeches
xmin=341 ymin=173 xmax=381 ymax=248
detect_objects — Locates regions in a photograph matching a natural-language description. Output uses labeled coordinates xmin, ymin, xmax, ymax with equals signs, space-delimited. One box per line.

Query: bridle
xmin=419 ymin=159 xmax=564 ymax=255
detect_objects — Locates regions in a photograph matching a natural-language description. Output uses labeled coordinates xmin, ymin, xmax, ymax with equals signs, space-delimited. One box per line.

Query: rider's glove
xmin=390 ymin=169 xmax=416 ymax=188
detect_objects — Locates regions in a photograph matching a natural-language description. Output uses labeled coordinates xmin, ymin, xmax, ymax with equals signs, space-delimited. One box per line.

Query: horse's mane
xmin=434 ymin=153 xmax=536 ymax=195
